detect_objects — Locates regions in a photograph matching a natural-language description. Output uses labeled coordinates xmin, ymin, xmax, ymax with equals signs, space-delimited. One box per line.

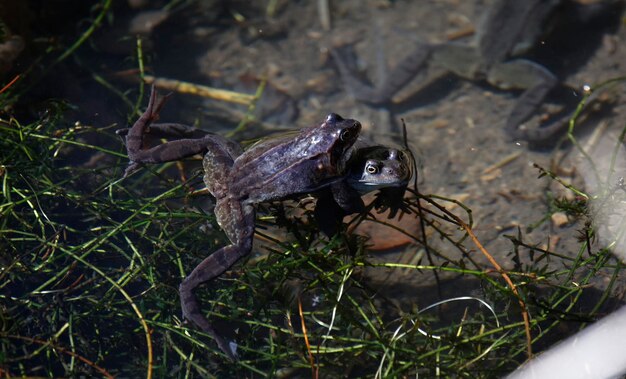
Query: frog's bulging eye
xmin=366 ymin=162 xmax=379 ymax=174
xmin=340 ymin=128 xmax=357 ymax=142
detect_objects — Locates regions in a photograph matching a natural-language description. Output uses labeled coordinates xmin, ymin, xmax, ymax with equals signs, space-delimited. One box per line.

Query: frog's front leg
xmin=373 ymin=186 xmax=409 ymax=218
xmin=179 ymin=197 xmax=255 ymax=360
xmin=314 ymin=182 xmax=364 ymax=237
xmin=487 ymin=59 xmax=561 ymax=142
xmin=330 ymin=181 xmax=365 ymax=214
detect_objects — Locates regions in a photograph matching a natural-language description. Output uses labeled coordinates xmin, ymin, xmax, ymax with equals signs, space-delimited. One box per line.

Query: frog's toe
xmin=115 ymin=128 xmax=130 ymax=137
xmin=122 ymin=162 xmax=141 ymax=178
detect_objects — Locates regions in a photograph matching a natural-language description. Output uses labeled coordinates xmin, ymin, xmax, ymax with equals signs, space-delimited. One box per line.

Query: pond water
xmin=2 ymin=0 xmax=626 ymax=377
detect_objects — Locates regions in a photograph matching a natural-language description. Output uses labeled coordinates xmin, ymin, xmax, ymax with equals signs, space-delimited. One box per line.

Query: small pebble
xmin=551 ymin=212 xmax=569 ymax=228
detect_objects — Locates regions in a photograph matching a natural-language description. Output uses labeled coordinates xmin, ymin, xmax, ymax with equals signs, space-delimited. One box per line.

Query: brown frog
xmin=332 ymin=0 xmax=621 ymax=143
xmin=118 ymin=122 xmax=413 ymax=235
xmin=119 ymin=87 xmax=362 ymax=359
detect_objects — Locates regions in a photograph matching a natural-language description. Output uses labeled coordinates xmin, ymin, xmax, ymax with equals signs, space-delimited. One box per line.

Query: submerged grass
xmin=1 ymin=77 xmax=624 ymax=378
xmin=1 ymin=2 xmax=625 ymax=375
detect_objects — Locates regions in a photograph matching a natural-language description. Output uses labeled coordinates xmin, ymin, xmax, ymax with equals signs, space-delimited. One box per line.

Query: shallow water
xmin=4 ymin=0 xmax=626 ymax=376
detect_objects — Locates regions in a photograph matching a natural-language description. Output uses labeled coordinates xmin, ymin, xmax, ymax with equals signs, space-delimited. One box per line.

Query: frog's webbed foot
xmin=179 ymin=199 xmax=255 ymax=360
xmin=331 ymin=43 xmax=433 ymax=105
xmin=373 ymin=185 xmax=410 ymax=219
xmin=121 ymin=86 xmax=171 ymax=176
xmin=117 ymin=123 xmax=214 ymax=176
xmin=507 ymin=81 xmax=563 ymax=143
xmin=512 ymin=81 xmax=603 ymax=147
xmin=179 ymin=243 xmax=245 ymax=361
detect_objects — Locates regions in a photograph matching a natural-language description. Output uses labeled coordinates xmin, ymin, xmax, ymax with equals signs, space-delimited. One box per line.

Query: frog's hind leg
xmin=487 ymin=59 xmax=560 ymax=142
xmin=331 ymin=43 xmax=433 ymax=105
xmin=121 ymin=86 xmax=242 ymax=176
xmin=179 ymin=198 xmax=255 ymax=360
xmin=117 ymin=123 xmax=216 ymax=140
xmin=201 ymin=137 xmax=243 ymax=197
xmin=122 ymin=86 xmax=173 ymax=175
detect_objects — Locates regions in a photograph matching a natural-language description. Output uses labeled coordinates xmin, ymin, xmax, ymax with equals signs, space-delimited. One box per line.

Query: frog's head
xmin=322 ymin=113 xmax=361 ymax=170
xmin=347 ymin=147 xmax=412 ymax=194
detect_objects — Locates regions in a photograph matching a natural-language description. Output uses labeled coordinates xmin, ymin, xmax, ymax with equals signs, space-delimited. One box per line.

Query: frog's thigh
xmin=202 ymin=138 xmax=243 ymax=196
xmin=214 ymin=198 xmax=255 ymax=250
xmin=203 ymin=134 xmax=243 ymax=163
xmin=487 ymin=59 xmax=556 ymax=90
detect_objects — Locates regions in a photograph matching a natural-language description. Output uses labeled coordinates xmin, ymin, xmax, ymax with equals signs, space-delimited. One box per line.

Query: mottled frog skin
xmin=118 ymin=124 xmax=414 ymax=237
xmin=120 ymin=87 xmax=363 ymax=359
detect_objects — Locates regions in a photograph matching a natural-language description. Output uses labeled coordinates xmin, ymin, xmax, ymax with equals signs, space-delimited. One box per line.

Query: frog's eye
xmin=365 ymin=161 xmax=379 ymax=174
xmin=340 ymin=128 xmax=357 ymax=142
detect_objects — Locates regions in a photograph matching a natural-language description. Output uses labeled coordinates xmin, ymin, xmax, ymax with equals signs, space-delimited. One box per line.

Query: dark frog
xmin=332 ymin=0 xmax=623 ymax=143
xmin=345 ymin=145 xmax=411 ymax=193
xmin=314 ymin=144 xmax=413 ymax=236
xmin=119 ymin=87 xmax=361 ymax=359
xmin=347 ymin=145 xmax=413 ymax=219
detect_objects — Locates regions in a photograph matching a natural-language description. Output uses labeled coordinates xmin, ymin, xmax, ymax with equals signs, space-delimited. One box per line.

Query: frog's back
xmin=238 ymin=131 xmax=300 ymax=166
xmin=229 ymin=114 xmax=361 ymax=203
xmin=230 ymin=129 xmax=336 ymax=201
